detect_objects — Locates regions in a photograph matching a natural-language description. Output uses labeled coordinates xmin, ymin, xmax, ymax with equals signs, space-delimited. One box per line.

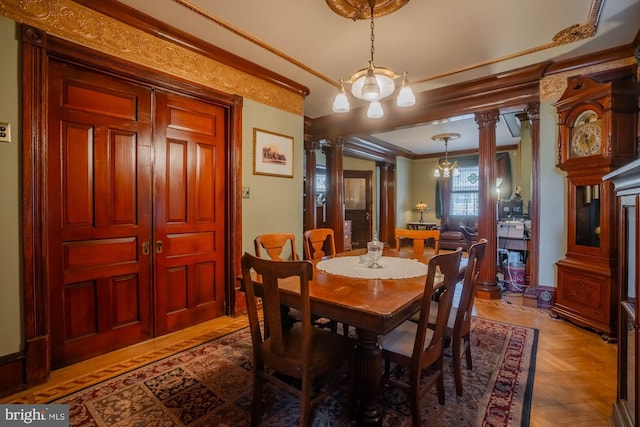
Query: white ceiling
xmin=115 ymin=0 xmax=640 ymax=155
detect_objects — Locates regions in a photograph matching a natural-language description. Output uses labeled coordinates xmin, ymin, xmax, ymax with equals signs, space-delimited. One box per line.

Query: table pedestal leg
xmin=354 ymin=329 xmax=382 ymax=426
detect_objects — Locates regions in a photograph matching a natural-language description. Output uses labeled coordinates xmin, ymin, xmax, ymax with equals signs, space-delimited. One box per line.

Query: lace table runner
xmin=316 ymin=256 xmax=427 ymax=279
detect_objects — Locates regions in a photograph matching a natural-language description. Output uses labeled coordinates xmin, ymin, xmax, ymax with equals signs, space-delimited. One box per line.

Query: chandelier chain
xmin=331 ymin=0 xmax=415 ymax=117
xmin=369 ymin=2 xmax=375 ymax=63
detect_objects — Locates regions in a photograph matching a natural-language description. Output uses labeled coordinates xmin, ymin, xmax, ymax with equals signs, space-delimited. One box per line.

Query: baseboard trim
xmin=0 ymin=352 xmax=25 ymax=398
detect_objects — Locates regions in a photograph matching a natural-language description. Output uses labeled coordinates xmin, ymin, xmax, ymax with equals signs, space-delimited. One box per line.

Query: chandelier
xmin=331 ymin=0 xmax=415 ymax=118
xmin=432 ymin=133 xmax=460 ymax=178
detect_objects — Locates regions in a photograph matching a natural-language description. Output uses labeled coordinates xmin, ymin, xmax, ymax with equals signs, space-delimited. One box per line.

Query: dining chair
xmin=240 ymin=253 xmax=353 ymax=427
xmin=379 ymin=248 xmax=463 ymax=427
xmin=254 ymin=232 xmax=298 ymax=261
xmin=430 ymin=238 xmax=488 ymax=395
xmin=303 ymin=228 xmax=336 ymax=260
xmin=394 ymin=228 xmax=440 ymax=256
xmin=255 ymin=233 xmax=335 ymax=332
xmin=302 ymin=228 xmax=343 ymax=333
xmin=254 ymin=233 xmax=300 ymax=330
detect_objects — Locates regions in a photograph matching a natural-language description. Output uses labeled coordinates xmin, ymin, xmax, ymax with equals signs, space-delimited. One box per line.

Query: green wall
xmin=0 ymin=17 xmax=23 ymax=356
xmin=241 ymin=99 xmax=305 ymax=258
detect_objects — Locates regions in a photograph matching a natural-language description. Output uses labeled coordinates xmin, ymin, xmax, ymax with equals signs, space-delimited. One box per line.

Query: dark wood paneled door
xmin=47 ymin=61 xmax=154 ymax=368
xmin=153 ymin=92 xmax=226 ymax=336
xmin=46 ymin=62 xmax=228 ymax=367
xmin=344 ymin=170 xmax=373 ymax=249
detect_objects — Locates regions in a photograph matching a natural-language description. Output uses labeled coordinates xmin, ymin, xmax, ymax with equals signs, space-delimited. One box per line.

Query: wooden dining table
xmin=244 ymin=247 xmax=466 ymax=426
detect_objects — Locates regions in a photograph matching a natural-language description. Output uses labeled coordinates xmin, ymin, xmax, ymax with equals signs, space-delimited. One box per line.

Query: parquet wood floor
xmin=1 ymin=290 xmax=617 ymax=427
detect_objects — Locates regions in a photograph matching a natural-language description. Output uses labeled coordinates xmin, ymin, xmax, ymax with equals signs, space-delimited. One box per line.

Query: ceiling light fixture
xmin=432 ymin=133 xmax=461 ymax=178
xmin=331 ymin=0 xmax=415 ymax=118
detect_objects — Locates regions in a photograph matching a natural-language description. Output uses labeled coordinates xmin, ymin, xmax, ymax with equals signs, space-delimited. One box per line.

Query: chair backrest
xmin=394 ymin=228 xmax=441 ymax=255
xmin=412 ymin=248 xmax=462 ymax=360
xmin=454 ymin=238 xmax=488 ymax=332
xmin=459 ymin=225 xmax=478 ymax=249
xmin=303 ymin=228 xmax=336 ymax=260
xmin=240 ymin=252 xmax=314 ymax=360
xmin=254 ymin=233 xmax=298 ymax=261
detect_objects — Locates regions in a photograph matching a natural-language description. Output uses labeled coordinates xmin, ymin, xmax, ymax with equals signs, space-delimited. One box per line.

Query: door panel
xmin=344 ymin=170 xmax=373 ymax=248
xmin=154 ymin=92 xmax=226 ymax=335
xmin=48 ymin=61 xmax=153 ymax=368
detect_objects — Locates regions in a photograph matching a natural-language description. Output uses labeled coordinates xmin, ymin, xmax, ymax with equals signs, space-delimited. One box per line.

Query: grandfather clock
xmin=553 ymin=75 xmax=638 ymax=341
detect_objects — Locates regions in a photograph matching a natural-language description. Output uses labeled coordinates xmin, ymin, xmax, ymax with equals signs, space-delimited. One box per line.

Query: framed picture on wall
xmin=253 ymin=128 xmax=294 ymax=178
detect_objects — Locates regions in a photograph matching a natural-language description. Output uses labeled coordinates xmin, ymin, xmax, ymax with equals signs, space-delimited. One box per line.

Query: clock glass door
xmin=575 ymin=184 xmax=601 ymax=247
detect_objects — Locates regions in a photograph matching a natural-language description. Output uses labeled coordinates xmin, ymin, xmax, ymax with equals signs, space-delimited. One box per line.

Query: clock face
xmin=570 ymin=110 xmax=602 ymax=158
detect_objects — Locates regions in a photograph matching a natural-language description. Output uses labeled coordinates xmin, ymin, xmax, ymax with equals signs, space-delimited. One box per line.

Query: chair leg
xmin=342 ymin=323 xmax=350 ymax=336
xmin=452 ymin=336 xmax=463 ymax=396
xmin=409 ymin=372 xmax=422 ymax=427
xmin=436 ymin=360 xmax=446 ymax=405
xmin=251 ymin=368 xmax=264 ymax=427
xmin=464 ymin=335 xmax=473 ymax=370
xmin=299 ymin=374 xmax=312 ymax=427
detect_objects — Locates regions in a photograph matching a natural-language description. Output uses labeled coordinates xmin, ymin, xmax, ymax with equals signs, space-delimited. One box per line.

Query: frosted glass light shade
xmin=367 ymin=101 xmax=384 ymax=118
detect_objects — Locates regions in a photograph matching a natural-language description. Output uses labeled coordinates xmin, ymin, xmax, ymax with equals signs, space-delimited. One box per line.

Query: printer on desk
xmin=498 ymin=220 xmax=526 ymax=239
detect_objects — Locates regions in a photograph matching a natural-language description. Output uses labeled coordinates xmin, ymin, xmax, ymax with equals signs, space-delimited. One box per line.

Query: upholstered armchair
xmin=438 ymin=216 xmax=478 ymax=251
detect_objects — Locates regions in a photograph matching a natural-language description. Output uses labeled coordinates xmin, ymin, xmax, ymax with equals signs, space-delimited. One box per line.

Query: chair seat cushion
xmin=409 ymin=301 xmax=457 ymax=330
xmin=380 ymin=320 xmax=434 ymax=357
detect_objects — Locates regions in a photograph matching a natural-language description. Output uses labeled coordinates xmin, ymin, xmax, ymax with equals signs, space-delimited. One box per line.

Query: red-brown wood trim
xmin=0 ymin=352 xmax=25 ymax=398
xmin=307 ymin=62 xmax=548 ymax=140
xmin=42 ymin=35 xmax=236 ymax=106
xmin=475 ymin=110 xmax=502 ymax=300
xmin=544 ymin=44 xmax=637 ymax=76
xmin=229 ymin=94 xmax=244 ymax=316
xmin=378 ymin=163 xmax=396 ymax=246
xmin=71 ymin=0 xmax=309 ymax=98
xmin=526 ymin=104 xmax=541 ymax=290
xmin=21 ymin=25 xmax=50 ymax=387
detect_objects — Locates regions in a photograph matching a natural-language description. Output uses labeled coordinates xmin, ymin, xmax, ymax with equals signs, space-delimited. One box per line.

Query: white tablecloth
xmin=316 ymin=256 xmax=427 ymax=279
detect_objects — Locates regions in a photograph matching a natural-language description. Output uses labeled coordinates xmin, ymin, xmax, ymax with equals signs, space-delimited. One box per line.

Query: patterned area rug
xmin=53 ymin=317 xmax=537 ymax=426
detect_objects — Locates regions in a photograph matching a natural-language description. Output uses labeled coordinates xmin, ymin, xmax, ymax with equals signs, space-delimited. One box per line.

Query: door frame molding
xmin=21 ymin=25 xmax=242 ymax=385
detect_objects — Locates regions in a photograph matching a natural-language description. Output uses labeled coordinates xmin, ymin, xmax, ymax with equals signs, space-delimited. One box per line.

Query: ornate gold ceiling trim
xmin=539 ymin=57 xmax=637 ymax=102
xmin=0 ymin=0 xmax=304 ymax=115
xmin=325 ymin=0 xmax=410 ymax=21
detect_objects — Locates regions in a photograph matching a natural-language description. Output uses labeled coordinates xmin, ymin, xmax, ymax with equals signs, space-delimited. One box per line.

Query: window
xmin=450 ymin=165 xmax=479 ymax=216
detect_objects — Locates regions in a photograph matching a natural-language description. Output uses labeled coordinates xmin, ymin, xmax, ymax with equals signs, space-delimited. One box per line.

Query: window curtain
xmin=435 ymin=155 xmax=477 ymax=220
xmin=496 ymin=152 xmax=512 ymax=200
xmin=434 ymin=153 xmax=513 ymax=217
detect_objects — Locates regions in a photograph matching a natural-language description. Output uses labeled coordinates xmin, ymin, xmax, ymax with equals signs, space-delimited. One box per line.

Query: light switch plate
xmin=0 ymin=122 xmax=11 ymax=143
xmin=242 ymin=187 xmax=251 ymax=198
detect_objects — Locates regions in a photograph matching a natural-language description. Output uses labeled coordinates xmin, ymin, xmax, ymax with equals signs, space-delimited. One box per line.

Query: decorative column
xmin=475 ymin=110 xmax=502 ymax=299
xmin=304 ymin=140 xmax=320 ymax=231
xmin=378 ymin=162 xmax=396 ymax=246
xmin=524 ymin=103 xmax=540 ymax=297
xmin=323 ymin=139 xmax=346 ymax=252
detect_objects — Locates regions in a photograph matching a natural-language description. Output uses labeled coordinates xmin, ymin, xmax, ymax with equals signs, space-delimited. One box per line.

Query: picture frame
xmin=253 ymin=128 xmax=294 ymax=178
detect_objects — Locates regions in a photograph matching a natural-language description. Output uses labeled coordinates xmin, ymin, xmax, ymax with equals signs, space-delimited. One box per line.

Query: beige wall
xmin=395 ymin=157 xmax=413 ymax=227
xmin=0 ymin=17 xmax=23 ymax=356
xmin=408 ymin=158 xmax=441 ymax=225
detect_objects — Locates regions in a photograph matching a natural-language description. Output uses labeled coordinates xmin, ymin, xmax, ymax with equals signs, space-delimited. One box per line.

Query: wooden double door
xmin=47 ymin=61 xmax=227 ymax=367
